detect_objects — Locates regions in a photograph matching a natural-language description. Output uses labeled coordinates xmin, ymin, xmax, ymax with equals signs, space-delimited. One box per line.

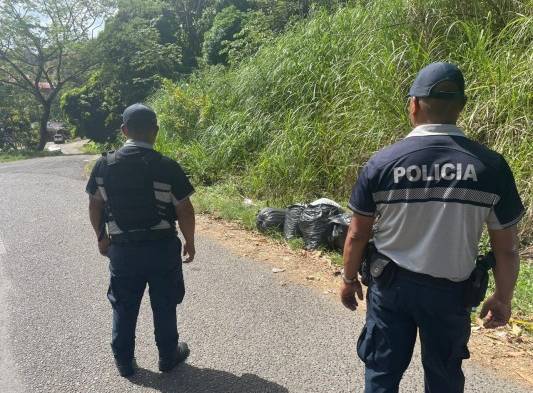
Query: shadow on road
xmin=129 ymin=364 xmax=289 ymax=393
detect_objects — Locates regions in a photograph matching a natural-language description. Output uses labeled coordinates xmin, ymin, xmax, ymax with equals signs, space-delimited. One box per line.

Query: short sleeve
xmin=348 ymin=164 xmax=376 ymax=216
xmin=486 ymin=158 xmax=525 ymax=229
xmin=85 ymin=158 xmax=105 ymax=199
xmin=169 ymin=162 xmax=195 ymax=206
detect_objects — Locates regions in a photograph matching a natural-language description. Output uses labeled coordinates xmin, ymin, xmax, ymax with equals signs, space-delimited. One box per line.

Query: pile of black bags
xmin=299 ymin=204 xmax=341 ymax=250
xmin=328 ymin=213 xmax=352 ymax=250
xmin=283 ymin=204 xmax=306 ymax=240
xmin=256 ymin=199 xmax=351 ymax=251
xmin=256 ymin=208 xmax=287 ymax=233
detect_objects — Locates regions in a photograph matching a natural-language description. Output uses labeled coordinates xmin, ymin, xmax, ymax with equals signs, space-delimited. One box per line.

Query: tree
xmin=0 ymin=0 xmax=113 ymax=150
xmin=61 ymin=0 xmax=184 ymax=143
xmin=60 ymin=71 xmax=121 ymax=142
xmin=203 ymin=5 xmax=245 ymax=65
xmin=223 ymin=11 xmax=274 ymax=64
xmin=97 ymin=1 xmax=183 ymax=104
xmin=166 ymin=0 xmax=250 ymax=69
xmin=169 ymin=0 xmax=215 ymax=69
xmin=0 ymin=84 xmax=36 ymax=150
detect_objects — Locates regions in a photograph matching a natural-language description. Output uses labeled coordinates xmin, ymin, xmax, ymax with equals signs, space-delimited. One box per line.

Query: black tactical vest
xmin=102 ymin=150 xmax=163 ymax=232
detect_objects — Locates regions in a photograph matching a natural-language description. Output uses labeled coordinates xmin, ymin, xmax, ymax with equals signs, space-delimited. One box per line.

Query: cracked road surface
xmin=0 ymin=155 xmax=528 ymax=392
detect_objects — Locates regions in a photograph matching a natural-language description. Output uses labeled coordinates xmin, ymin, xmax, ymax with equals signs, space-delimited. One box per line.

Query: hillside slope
xmin=151 ymin=1 xmax=532 ymax=243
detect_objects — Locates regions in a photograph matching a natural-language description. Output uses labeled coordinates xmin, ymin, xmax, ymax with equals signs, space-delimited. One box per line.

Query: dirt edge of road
xmin=196 ymin=214 xmax=533 ymax=388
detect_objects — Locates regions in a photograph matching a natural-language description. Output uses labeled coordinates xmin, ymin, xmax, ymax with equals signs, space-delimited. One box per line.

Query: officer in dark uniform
xmin=340 ymin=63 xmax=524 ymax=392
xmin=86 ymin=103 xmax=196 ymax=377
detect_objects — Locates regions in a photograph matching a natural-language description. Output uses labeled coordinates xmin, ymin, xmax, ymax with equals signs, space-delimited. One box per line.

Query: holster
xmin=463 ymin=252 xmax=496 ymax=308
xmin=359 ymin=241 xmax=375 ymax=286
xmin=359 ymin=241 xmax=397 ymax=288
xmin=370 ymin=253 xmax=397 ymax=289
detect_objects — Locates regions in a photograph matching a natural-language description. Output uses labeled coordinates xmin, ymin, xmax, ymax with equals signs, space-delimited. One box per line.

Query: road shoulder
xmin=196 ymin=214 xmax=533 ymax=388
xmin=0 ymin=242 xmax=25 ymax=393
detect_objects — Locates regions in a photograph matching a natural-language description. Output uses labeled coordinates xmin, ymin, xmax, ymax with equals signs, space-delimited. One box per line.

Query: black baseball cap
xmin=122 ymin=103 xmax=157 ymax=129
xmin=408 ymin=62 xmax=466 ymax=99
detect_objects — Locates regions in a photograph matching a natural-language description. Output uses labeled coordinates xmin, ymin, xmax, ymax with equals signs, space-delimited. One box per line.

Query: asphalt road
xmin=0 ymin=155 xmax=528 ymax=393
xmin=45 ymin=139 xmax=89 ymax=155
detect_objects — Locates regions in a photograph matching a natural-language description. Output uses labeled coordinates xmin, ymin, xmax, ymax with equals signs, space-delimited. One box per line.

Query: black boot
xmin=114 ymin=357 xmax=137 ymax=377
xmin=159 ymin=342 xmax=190 ymax=372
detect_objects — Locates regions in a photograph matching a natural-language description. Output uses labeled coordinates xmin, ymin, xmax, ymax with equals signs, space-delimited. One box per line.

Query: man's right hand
xmin=340 ymin=280 xmax=364 ymax=311
xmin=479 ymin=294 xmax=512 ymax=328
xmin=98 ymin=237 xmax=111 ymax=256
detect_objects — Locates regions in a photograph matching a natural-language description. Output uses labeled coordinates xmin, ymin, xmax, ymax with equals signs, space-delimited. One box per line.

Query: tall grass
xmin=151 ymin=0 xmax=532 ymax=244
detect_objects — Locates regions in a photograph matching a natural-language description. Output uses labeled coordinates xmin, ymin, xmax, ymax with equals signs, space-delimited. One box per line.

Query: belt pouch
xmin=370 ymin=253 xmax=397 ymax=288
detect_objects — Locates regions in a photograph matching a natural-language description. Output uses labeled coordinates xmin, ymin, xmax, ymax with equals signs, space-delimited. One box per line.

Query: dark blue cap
xmin=408 ymin=62 xmax=465 ymax=99
xmin=122 ymin=103 xmax=157 ymax=127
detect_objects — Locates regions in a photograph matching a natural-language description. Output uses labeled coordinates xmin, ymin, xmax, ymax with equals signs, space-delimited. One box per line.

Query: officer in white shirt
xmin=341 ymin=63 xmax=524 ymax=393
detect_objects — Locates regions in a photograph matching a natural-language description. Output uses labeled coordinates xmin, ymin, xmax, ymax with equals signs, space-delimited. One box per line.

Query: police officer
xmin=340 ymin=63 xmax=524 ymax=392
xmin=86 ymin=103 xmax=196 ymax=377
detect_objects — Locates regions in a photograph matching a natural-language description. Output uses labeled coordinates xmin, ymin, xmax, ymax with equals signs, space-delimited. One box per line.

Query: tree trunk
xmin=36 ymin=102 xmax=51 ymax=151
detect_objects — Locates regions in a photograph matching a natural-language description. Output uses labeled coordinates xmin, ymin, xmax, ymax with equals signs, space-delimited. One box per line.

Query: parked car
xmin=53 ymin=134 xmax=65 ymax=144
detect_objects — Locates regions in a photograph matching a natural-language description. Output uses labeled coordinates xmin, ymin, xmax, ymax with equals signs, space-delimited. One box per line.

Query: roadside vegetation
xmin=82 ymin=139 xmax=125 ymax=155
xmin=505 ymin=265 xmax=533 ymax=323
xmin=0 ymin=150 xmax=62 ymax=163
xmin=150 ymin=1 xmax=532 ymax=246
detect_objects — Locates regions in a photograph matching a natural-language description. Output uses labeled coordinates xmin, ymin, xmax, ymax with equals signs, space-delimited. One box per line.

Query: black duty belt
xmin=396 ymin=265 xmax=467 ymax=290
xmin=110 ymin=228 xmax=176 ymax=244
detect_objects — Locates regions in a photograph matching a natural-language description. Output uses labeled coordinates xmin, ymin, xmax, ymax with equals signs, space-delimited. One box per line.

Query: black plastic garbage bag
xmin=256 ymin=208 xmax=287 ymax=233
xmin=328 ymin=213 xmax=352 ymax=251
xmin=283 ymin=204 xmax=306 ymax=240
xmin=299 ymin=204 xmax=342 ymax=250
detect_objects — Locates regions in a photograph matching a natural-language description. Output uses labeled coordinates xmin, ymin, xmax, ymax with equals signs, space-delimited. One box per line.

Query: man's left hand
xmin=340 ymin=280 xmax=364 ymax=311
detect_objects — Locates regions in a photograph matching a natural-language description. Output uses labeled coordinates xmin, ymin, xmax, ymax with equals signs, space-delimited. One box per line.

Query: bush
xmin=61 ymin=72 xmax=121 ymax=142
xmin=152 ymin=0 xmax=533 ymax=244
xmin=0 ymin=108 xmax=35 ymax=151
xmin=223 ymin=11 xmax=275 ymax=65
xmin=202 ymin=6 xmax=246 ymax=65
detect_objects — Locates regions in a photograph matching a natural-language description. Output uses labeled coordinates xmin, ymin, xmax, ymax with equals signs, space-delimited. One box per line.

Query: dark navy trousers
xmin=107 ymin=237 xmax=185 ymax=361
xmin=357 ymin=270 xmax=471 ymax=393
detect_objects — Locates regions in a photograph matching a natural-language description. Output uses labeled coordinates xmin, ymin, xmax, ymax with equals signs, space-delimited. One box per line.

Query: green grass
xmin=0 ymin=150 xmax=62 ymax=162
xmin=495 ymin=262 xmax=533 ymax=321
xmin=286 ymin=237 xmax=305 ymax=251
xmin=472 ymin=262 xmax=533 ymax=333
xmin=151 ymin=1 xmax=532 ymax=245
xmin=325 ymin=249 xmax=344 ymax=267
xmin=192 ymin=182 xmax=268 ymax=230
xmin=82 ymin=143 xmax=100 ymax=155
xmin=82 ymin=139 xmax=124 ymax=155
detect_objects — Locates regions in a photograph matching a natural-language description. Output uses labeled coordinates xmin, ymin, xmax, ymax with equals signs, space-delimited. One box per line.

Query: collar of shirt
xmin=406 ymin=124 xmax=466 ymax=138
xmin=123 ymin=139 xmax=154 ymax=150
